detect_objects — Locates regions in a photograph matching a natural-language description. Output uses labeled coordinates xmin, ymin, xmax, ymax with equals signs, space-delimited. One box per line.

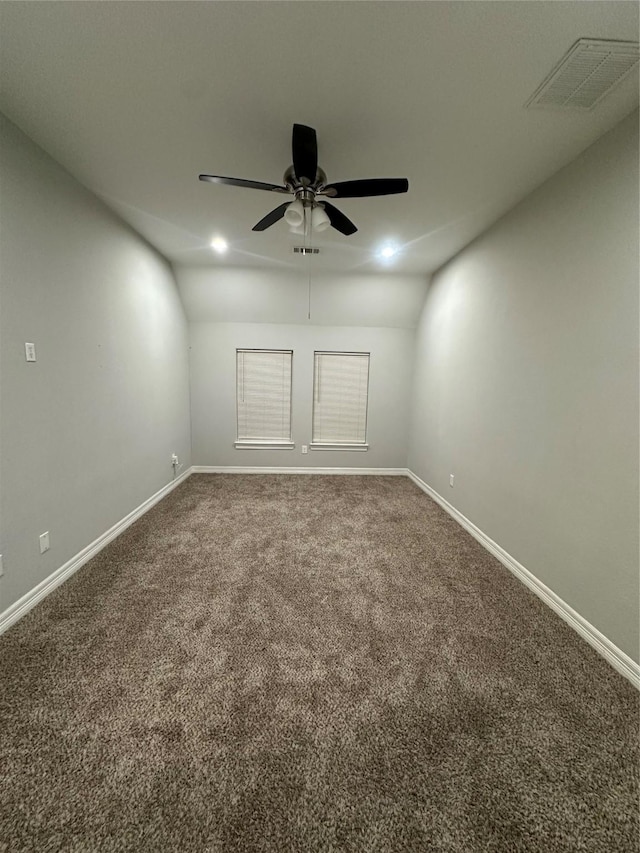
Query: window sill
xmin=234 ymin=441 xmax=295 ymax=450
xmin=309 ymin=443 xmax=369 ymax=452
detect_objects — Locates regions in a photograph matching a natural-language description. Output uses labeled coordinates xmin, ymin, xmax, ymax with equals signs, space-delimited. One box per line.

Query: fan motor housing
xmin=284 ymin=165 xmax=327 ymax=197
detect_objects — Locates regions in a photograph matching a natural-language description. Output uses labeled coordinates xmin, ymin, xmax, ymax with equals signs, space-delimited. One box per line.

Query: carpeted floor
xmin=0 ymin=474 xmax=638 ymax=852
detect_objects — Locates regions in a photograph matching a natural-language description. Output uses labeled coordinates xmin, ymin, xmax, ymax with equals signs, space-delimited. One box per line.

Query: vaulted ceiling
xmin=0 ymin=2 xmax=637 ymax=274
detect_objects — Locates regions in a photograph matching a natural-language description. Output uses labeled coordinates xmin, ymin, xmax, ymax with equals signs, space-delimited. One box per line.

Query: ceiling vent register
xmin=293 ymin=246 xmax=320 ymax=254
xmin=525 ymin=38 xmax=639 ymax=111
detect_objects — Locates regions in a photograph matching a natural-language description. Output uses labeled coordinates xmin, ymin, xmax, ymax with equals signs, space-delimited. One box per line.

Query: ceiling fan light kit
xmin=284 ymin=198 xmax=305 ymax=228
xmin=311 ymin=205 xmax=330 ymax=233
xmin=199 ymin=123 xmax=409 ymax=237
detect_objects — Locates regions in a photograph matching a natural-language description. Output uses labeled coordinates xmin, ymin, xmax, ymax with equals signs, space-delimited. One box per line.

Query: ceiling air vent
xmin=293 ymin=246 xmax=320 ymax=255
xmin=525 ymin=39 xmax=639 ymax=110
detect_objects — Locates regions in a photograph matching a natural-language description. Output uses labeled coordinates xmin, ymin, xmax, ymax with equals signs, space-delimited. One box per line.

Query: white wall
xmin=176 ymin=267 xmax=428 ymax=328
xmin=178 ymin=267 xmax=426 ymax=470
xmin=408 ymin=111 xmax=639 ymax=661
xmin=0 ymin=113 xmax=192 ymax=613
xmin=189 ymin=323 xmax=415 ymax=469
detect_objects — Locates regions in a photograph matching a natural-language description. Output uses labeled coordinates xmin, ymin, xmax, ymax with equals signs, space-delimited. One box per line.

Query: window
xmin=235 ymin=349 xmax=293 ymax=448
xmin=311 ymin=351 xmax=370 ymax=450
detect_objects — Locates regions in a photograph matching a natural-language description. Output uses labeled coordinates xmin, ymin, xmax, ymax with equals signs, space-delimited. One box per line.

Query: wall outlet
xmin=39 ymin=531 xmax=50 ymax=554
xmin=171 ymin=453 xmax=179 ymax=467
xmin=449 ymin=474 xmax=454 ymax=487
xmin=301 ymin=445 xmax=308 ymax=454
xmin=0 ymin=554 xmax=3 ymax=577
xmin=25 ymin=342 xmax=37 ymax=362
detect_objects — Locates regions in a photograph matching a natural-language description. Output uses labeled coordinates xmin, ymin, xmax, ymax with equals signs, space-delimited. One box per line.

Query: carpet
xmin=1 ymin=474 xmax=638 ymax=852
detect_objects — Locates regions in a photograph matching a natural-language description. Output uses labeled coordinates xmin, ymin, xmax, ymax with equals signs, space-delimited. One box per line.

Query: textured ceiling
xmin=0 ymin=1 xmax=637 ymax=274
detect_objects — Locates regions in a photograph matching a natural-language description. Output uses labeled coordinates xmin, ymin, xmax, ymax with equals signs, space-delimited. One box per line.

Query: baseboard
xmin=191 ymin=466 xmax=408 ymax=475
xmin=407 ymin=469 xmax=640 ymax=690
xmin=0 ymin=468 xmax=193 ymax=636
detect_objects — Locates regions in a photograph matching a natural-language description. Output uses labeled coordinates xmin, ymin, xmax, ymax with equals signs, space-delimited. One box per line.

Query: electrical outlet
xmin=0 ymin=554 xmax=3 ymax=577
xmin=25 ymin=342 xmax=37 ymax=362
xmin=449 ymin=474 xmax=454 ymax=487
xmin=171 ymin=454 xmax=179 ymax=466
xmin=39 ymin=532 xmax=50 ymax=554
xmin=301 ymin=445 xmax=308 ymax=454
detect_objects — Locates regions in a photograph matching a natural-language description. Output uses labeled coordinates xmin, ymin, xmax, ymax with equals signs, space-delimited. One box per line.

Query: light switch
xmin=39 ymin=532 xmax=50 ymax=554
xmin=25 ymin=342 xmax=37 ymax=362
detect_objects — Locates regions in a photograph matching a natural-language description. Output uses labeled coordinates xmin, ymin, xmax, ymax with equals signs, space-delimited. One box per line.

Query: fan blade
xmin=252 ymin=202 xmax=291 ymax=232
xmin=199 ymin=175 xmax=289 ymax=193
xmin=322 ymin=178 xmax=409 ymax=198
xmin=323 ymin=202 xmax=357 ymax=236
xmin=292 ymin=124 xmax=318 ymax=184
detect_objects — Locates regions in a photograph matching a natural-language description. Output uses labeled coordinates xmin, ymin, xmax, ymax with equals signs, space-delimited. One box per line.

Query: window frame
xmin=234 ymin=348 xmax=295 ymax=450
xmin=310 ymin=350 xmax=370 ymax=452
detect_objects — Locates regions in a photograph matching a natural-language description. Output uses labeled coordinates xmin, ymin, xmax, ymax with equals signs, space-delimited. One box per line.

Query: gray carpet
xmin=0 ymin=474 xmax=638 ymax=852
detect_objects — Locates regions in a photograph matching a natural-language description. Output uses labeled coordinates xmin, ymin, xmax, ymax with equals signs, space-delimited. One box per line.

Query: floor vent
xmin=293 ymin=246 xmax=320 ymax=255
xmin=525 ymin=38 xmax=639 ymax=110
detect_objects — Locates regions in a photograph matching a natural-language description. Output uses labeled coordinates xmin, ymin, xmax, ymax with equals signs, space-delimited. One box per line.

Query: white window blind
xmin=236 ymin=349 xmax=293 ymax=445
xmin=312 ymin=352 xmax=370 ymax=446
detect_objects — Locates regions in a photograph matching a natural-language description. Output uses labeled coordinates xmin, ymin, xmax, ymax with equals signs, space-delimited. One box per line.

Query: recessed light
xmin=377 ymin=242 xmax=400 ymax=261
xmin=211 ymin=237 xmax=228 ymax=254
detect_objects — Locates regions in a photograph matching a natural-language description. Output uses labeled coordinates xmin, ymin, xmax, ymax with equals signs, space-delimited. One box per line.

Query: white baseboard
xmin=0 ymin=468 xmax=193 ymax=636
xmin=191 ymin=466 xmax=408 ymax=475
xmin=407 ymin=469 xmax=640 ymax=690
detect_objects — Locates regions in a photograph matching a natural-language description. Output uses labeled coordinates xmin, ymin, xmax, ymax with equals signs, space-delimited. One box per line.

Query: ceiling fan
xmin=199 ymin=124 xmax=409 ymax=236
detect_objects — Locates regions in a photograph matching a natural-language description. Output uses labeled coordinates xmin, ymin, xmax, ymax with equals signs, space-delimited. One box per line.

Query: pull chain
xmin=304 ymin=205 xmax=312 ymax=321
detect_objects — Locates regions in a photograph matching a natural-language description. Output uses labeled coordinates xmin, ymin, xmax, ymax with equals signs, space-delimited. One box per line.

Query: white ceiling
xmin=0 ymin=2 xmax=637 ymax=275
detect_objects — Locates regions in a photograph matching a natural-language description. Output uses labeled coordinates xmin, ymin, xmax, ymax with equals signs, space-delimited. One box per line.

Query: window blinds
xmin=312 ymin=352 xmax=370 ymax=445
xmin=236 ymin=349 xmax=292 ymax=442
